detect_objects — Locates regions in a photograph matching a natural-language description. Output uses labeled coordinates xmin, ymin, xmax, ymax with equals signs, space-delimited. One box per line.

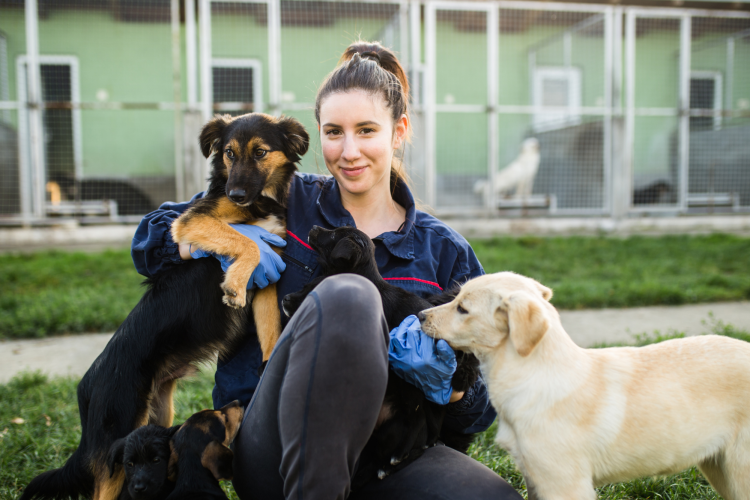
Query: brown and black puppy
xmin=164 ymin=401 xmax=244 ymax=500
xmin=21 ymin=114 xmax=308 ymax=500
xmin=106 ymin=425 xmax=181 ymax=500
xmin=282 ymin=226 xmax=480 ymax=488
xmin=172 ymin=113 xmax=310 ymax=360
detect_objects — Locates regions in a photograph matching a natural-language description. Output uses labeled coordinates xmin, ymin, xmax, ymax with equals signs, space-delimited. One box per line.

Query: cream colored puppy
xmin=418 ymin=272 xmax=750 ymax=500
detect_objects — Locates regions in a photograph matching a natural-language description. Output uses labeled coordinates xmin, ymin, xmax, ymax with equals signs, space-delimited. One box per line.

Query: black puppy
xmin=106 ymin=425 xmax=180 ymax=500
xmin=282 ymin=226 xmax=480 ymax=487
xmin=164 ymin=401 xmax=244 ymax=500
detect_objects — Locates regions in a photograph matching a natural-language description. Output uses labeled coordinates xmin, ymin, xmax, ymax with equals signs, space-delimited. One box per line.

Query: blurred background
xmin=1 ymin=0 xmax=749 ymax=224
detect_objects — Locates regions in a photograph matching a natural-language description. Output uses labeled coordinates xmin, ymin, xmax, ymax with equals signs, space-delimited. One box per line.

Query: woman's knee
xmin=314 ymin=274 xmax=382 ymax=318
xmin=304 ymin=274 xmax=388 ymax=360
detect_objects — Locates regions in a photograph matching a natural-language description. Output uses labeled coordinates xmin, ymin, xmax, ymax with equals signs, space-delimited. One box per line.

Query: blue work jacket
xmin=131 ymin=173 xmax=496 ymax=435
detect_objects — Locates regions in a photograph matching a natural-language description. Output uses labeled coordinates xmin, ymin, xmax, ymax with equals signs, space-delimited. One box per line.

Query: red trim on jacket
xmin=383 ymin=277 xmax=443 ymax=290
xmin=286 ymin=230 xmax=316 ymax=252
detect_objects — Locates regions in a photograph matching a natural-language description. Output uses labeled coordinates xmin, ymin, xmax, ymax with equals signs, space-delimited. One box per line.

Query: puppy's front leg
xmin=171 ymin=204 xmax=259 ymax=308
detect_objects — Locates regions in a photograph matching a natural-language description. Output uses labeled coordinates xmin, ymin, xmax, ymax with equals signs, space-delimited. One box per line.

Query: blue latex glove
xmin=190 ymin=224 xmax=287 ymax=289
xmin=388 ymin=315 xmax=457 ymax=405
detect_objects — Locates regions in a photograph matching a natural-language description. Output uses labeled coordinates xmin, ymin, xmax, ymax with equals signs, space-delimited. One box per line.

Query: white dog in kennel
xmin=474 ymin=137 xmax=540 ymax=202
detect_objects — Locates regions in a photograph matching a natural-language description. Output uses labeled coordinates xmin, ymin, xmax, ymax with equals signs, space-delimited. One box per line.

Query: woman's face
xmin=319 ymin=90 xmax=407 ymax=198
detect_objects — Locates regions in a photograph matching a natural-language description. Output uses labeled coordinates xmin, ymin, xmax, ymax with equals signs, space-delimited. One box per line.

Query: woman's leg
xmin=232 ymin=274 xmax=390 ymax=500
xmin=349 ymin=444 xmax=524 ymax=500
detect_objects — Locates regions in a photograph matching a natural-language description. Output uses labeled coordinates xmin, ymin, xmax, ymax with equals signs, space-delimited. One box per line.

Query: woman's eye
xmin=457 ymin=304 xmax=468 ymax=315
xmin=225 ymin=149 xmax=234 ymax=158
xmin=325 ymin=129 xmax=340 ymax=136
xmin=254 ymin=149 xmax=267 ymax=158
xmin=360 ymin=128 xmax=374 ymax=134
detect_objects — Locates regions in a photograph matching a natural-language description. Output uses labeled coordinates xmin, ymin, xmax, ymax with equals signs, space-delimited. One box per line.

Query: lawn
xmin=1 ymin=234 xmax=749 ymax=339
xmin=2 ymin=321 xmax=749 ymax=500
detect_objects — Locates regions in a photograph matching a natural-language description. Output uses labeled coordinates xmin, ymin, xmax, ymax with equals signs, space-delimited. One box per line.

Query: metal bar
xmin=409 ymin=0 xmax=421 ymax=110
xmin=496 ymin=1 xmax=610 ymax=13
xmin=678 ymin=14 xmax=691 ymax=213
xmin=25 ymin=0 xmax=44 ymax=220
xmin=171 ymin=0 xmax=185 ymax=202
xmin=424 ymin=1 xmax=436 ymax=208
xmin=199 ymin=0 xmax=212 ymax=122
xmin=69 ymin=58 xmax=83 ymax=182
xmin=267 ymin=0 xmax=282 ymax=116
xmin=186 ymin=0 xmax=198 ymax=109
xmin=430 ymin=1 xmax=492 ymax=12
xmin=399 ymin=0 xmax=409 ymax=72
xmin=0 ymin=34 xmax=9 ymax=123
xmin=603 ymin=6 xmax=613 ymax=215
xmin=726 ymin=37 xmax=734 ymax=114
xmin=487 ymin=4 xmax=499 ymax=213
xmin=624 ymin=10 xmax=636 ymax=215
xmin=624 ymin=6 xmax=750 ymax=19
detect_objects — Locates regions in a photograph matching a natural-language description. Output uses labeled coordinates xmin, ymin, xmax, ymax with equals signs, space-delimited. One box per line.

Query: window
xmin=690 ymin=71 xmax=722 ymax=131
xmin=212 ymin=59 xmax=263 ymax=116
xmin=532 ymin=66 xmax=581 ymax=132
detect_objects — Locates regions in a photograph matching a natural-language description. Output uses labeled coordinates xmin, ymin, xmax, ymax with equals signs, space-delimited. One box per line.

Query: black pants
xmin=232 ymin=274 xmax=522 ymax=500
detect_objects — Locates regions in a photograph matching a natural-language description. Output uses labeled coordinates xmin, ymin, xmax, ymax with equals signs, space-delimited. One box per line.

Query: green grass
xmin=0 ymin=250 xmax=144 ymax=339
xmin=2 ymin=234 xmax=749 ymax=339
xmin=3 ymin=322 xmax=748 ymax=500
xmin=472 ymin=233 xmax=750 ymax=310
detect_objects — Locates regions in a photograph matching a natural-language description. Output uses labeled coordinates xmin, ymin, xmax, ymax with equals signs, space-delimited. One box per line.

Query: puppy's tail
xmin=20 ymin=447 xmax=93 ymax=500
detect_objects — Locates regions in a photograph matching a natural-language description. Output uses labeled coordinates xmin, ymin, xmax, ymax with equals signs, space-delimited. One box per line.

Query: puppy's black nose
xmin=417 ymin=311 xmax=426 ymax=322
xmin=228 ymin=189 xmax=246 ymax=203
xmin=132 ymin=483 xmax=146 ymax=492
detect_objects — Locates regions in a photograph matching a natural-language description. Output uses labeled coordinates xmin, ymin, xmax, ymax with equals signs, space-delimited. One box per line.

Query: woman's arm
xmin=131 ymin=192 xmax=205 ymax=277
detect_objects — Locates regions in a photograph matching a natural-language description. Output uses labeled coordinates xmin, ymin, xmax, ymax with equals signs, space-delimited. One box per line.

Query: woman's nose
xmin=341 ymin=136 xmax=361 ymax=162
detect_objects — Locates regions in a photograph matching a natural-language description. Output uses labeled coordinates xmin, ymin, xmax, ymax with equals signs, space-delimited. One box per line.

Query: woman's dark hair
xmin=314 ymin=41 xmax=410 ymax=191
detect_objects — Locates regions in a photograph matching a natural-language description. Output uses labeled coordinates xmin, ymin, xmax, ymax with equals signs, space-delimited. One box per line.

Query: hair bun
xmin=360 ymin=51 xmax=382 ymax=65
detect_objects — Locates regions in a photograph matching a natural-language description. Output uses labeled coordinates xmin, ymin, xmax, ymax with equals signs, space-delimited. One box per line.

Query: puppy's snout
xmin=417 ymin=311 xmax=426 ymax=322
xmin=228 ymin=189 xmax=246 ymax=203
xmin=132 ymin=482 xmax=147 ymax=492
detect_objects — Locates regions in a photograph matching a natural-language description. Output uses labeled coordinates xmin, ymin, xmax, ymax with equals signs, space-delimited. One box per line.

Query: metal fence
xmin=1 ymin=0 xmax=749 ymax=224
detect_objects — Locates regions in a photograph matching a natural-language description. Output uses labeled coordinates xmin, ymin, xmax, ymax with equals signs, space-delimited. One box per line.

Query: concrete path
xmin=1 ymin=301 xmax=749 ymax=383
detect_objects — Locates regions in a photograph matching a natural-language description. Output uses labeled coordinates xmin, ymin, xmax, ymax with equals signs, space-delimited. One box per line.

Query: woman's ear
xmin=392 ymin=113 xmax=408 ymax=150
xmin=199 ymin=114 xmax=232 ymax=158
xmin=505 ymin=291 xmax=549 ymax=357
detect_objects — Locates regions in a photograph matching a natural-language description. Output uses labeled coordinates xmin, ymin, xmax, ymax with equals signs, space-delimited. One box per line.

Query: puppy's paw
xmin=220 ymin=282 xmax=246 ymax=308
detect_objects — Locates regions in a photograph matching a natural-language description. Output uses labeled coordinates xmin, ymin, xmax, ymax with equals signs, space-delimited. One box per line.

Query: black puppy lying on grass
xmin=282 ymin=226 xmax=480 ymax=488
xmin=106 ymin=401 xmax=243 ymax=500
xmin=164 ymin=401 xmax=244 ymax=500
xmin=106 ymin=425 xmax=180 ymax=500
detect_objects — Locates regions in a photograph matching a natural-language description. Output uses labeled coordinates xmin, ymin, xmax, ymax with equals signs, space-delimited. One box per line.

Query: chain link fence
xmin=1 ymin=0 xmax=749 ymax=224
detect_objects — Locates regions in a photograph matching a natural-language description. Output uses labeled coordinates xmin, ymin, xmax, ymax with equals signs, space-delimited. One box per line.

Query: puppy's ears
xmin=167 ymin=424 xmax=182 ymax=438
xmin=200 ymin=441 xmax=235 ymax=481
xmin=277 ymin=116 xmax=309 ymax=162
xmin=218 ymin=400 xmax=244 ymax=445
xmin=330 ymin=238 xmax=359 ymax=268
xmin=504 ymin=290 xmax=549 ymax=357
xmin=167 ymin=440 xmax=179 ymax=482
xmin=199 ymin=114 xmax=232 ymax=158
xmin=106 ymin=438 xmax=127 ymax=478
xmin=534 ymin=280 xmax=553 ymax=302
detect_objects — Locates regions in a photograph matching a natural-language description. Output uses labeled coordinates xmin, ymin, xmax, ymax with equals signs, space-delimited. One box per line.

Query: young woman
xmin=132 ymin=42 xmax=522 ymax=500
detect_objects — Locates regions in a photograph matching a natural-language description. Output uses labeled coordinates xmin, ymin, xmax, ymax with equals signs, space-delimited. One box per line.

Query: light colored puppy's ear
xmin=506 ymin=291 xmax=548 ymax=357
xmin=536 ymin=282 xmax=553 ymax=302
